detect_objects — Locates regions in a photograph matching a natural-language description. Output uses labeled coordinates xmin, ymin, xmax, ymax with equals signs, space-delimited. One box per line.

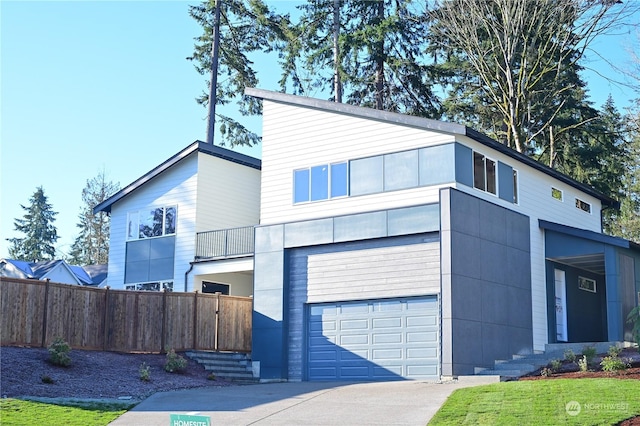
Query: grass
xmin=429 ymin=379 xmax=640 ymax=425
xmin=0 ymin=398 xmax=135 ymax=426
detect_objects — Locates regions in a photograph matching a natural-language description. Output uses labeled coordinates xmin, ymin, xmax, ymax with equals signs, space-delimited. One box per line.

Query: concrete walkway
xmin=109 ymin=377 xmax=498 ymax=426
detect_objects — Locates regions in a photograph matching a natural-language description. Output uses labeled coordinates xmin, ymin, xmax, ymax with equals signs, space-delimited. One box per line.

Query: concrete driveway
xmin=109 ymin=377 xmax=498 ymax=426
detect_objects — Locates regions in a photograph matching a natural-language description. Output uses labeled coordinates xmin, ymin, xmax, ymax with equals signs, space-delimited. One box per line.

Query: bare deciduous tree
xmin=430 ymin=0 xmax=639 ymax=154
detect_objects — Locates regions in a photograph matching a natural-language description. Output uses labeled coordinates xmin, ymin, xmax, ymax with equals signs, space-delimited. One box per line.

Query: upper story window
xmin=575 ymin=198 xmax=591 ymax=214
xmin=294 ymin=162 xmax=348 ymax=203
xmin=127 ymin=206 xmax=177 ymax=240
xmin=552 ymin=187 xmax=563 ymax=201
xmin=473 ymin=151 xmax=497 ymax=195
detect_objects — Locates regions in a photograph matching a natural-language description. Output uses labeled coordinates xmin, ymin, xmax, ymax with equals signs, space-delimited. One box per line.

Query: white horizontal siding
xmin=195 ymin=154 xmax=261 ymax=232
xmin=306 ymin=243 xmax=440 ymax=303
xmin=260 ymin=101 xmax=454 ymax=224
xmin=106 ymin=154 xmax=198 ymax=290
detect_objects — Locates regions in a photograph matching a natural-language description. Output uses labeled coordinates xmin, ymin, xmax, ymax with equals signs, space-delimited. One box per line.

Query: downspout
xmin=184 ymin=262 xmax=195 ymax=292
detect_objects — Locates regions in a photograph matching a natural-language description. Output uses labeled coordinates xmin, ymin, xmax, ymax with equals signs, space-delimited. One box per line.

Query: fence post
xmin=102 ymin=287 xmax=110 ymax=351
xmin=192 ymin=291 xmax=198 ymax=350
xmin=161 ymin=289 xmax=167 ymax=353
xmin=214 ymin=293 xmax=220 ymax=351
xmin=40 ymin=279 xmax=51 ymax=348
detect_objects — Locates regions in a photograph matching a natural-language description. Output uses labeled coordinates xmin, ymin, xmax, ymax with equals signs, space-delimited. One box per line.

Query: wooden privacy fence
xmin=0 ymin=277 xmax=252 ymax=353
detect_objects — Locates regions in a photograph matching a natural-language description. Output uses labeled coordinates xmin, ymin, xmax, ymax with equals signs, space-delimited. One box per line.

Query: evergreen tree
xmin=280 ymin=0 xmax=440 ymax=116
xmin=67 ymin=171 xmax=120 ymax=265
xmin=607 ymin=101 xmax=640 ymax=241
xmin=7 ymin=187 xmax=59 ymax=262
xmin=188 ymin=0 xmax=290 ymax=146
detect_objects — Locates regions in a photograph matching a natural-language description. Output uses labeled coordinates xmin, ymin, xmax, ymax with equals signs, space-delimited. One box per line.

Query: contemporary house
xmin=95 ymin=88 xmax=639 ymax=383
xmin=245 ymin=88 xmax=640 ymax=382
xmin=94 ymin=141 xmax=261 ymax=296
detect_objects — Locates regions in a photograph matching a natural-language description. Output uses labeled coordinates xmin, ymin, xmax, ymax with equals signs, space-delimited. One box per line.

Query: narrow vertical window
xmin=294 ymin=169 xmax=310 ymax=203
xmin=513 ymin=170 xmax=519 ymax=204
xmin=486 ymin=158 xmax=496 ymax=194
xmin=473 ymin=152 xmax=486 ymax=191
xmin=331 ymin=162 xmax=348 ymax=198
xmin=310 ymin=165 xmax=329 ymax=201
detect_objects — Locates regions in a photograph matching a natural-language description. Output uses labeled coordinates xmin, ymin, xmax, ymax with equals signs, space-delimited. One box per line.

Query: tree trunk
xmin=333 ymin=0 xmax=342 ymax=103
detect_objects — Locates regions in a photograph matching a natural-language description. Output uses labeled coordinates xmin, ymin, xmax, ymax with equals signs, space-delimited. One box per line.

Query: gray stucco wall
xmin=440 ymin=188 xmax=533 ymax=376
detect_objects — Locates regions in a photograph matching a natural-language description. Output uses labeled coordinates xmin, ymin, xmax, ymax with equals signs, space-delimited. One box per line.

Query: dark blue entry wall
xmin=545 ymin=262 xmax=607 ymax=343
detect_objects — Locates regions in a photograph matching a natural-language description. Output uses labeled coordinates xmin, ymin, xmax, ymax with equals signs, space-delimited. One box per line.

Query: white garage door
xmin=307 ymin=296 xmax=439 ymax=381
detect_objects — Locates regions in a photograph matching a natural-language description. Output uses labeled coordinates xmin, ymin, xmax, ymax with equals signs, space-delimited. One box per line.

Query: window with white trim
xmin=552 ymin=187 xmax=563 ymax=201
xmin=127 ymin=206 xmax=177 ymax=240
xmin=575 ymin=198 xmax=591 ymax=213
xmin=293 ymin=162 xmax=348 ymax=203
xmin=473 ymin=151 xmax=497 ymax=195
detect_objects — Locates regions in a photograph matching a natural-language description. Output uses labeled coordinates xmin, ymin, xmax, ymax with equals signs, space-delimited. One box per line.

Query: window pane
xmin=311 ymin=165 xmax=329 ymax=201
xmin=139 ymin=208 xmax=163 ymax=238
xmin=127 ymin=213 xmax=138 ymax=240
xmin=486 ymin=158 xmax=496 ymax=194
xmin=419 ymin=144 xmax=455 ymax=186
xmin=165 ymin=206 xmax=176 ymax=234
xmin=330 ymin=162 xmax=348 ymax=197
xmin=294 ymin=169 xmax=310 ymax=203
xmin=350 ymin=156 xmax=383 ymax=196
xmin=473 ymin=152 xmax=486 ymax=191
xmin=384 ymin=150 xmax=418 ymax=191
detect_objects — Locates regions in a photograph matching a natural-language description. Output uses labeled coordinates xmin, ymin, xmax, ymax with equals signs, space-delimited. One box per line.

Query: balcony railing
xmin=195 ymin=226 xmax=255 ymax=260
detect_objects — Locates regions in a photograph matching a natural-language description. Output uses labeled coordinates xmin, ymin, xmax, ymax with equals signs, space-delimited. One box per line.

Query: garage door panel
xmin=373 ymin=333 xmax=402 ymax=344
xmin=373 ymin=348 xmax=403 ymax=360
xmin=372 ymin=317 xmax=402 ymax=328
xmin=308 ymin=297 xmax=439 ymax=381
xmin=340 ymin=334 xmax=369 ymax=345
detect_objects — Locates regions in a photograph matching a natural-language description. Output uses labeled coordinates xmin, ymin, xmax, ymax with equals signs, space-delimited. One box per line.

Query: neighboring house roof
xmin=245 ymin=87 xmax=619 ymax=209
xmin=82 ymin=264 xmax=108 ymax=286
xmin=0 ymin=258 xmax=107 ymax=286
xmin=0 ymin=258 xmax=34 ymax=278
xmin=69 ymin=265 xmax=94 ymax=285
xmin=93 ymin=141 xmax=262 ymax=214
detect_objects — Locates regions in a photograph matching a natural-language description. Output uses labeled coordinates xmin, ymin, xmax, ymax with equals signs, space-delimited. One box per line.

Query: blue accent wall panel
xmin=440 ymin=188 xmax=532 ymax=376
xmin=498 ymin=161 xmax=514 ymax=203
xmin=454 ymin=143 xmax=473 ymax=187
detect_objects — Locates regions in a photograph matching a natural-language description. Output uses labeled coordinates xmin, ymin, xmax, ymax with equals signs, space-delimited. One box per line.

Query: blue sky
xmin=1 ymin=1 xmax=638 ymax=260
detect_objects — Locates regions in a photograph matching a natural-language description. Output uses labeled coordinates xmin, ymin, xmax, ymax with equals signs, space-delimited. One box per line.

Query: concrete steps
xmin=474 ymin=341 xmax=623 ymax=381
xmin=185 ymin=351 xmax=258 ymax=382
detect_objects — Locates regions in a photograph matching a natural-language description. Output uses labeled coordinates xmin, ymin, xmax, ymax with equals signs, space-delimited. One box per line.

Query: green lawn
xmin=429 ymin=379 xmax=640 ymax=425
xmin=0 ymin=398 xmax=134 ymax=426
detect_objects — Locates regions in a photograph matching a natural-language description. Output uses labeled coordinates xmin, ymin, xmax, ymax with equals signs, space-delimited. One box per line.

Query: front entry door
xmin=554 ymin=269 xmax=568 ymax=342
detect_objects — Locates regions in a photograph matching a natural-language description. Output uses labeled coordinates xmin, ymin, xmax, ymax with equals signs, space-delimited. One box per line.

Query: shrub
xmin=550 ymin=359 xmax=562 ymax=372
xmin=48 ymin=337 xmax=72 ymax=367
xmin=139 ymin=362 xmax=151 ymax=381
xmin=41 ymin=375 xmax=54 ymax=384
xmin=578 ymin=356 xmax=589 ymax=372
xmin=164 ymin=349 xmax=187 ymax=373
xmin=207 ymin=373 xmax=216 ymax=381
xmin=581 ymin=346 xmax=597 ymax=366
xmin=600 ymin=356 xmax=630 ymax=373
xmin=607 ymin=345 xmax=622 ymax=358
xmin=541 ymin=367 xmax=553 ymax=377
xmin=564 ymin=349 xmax=576 ymax=363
